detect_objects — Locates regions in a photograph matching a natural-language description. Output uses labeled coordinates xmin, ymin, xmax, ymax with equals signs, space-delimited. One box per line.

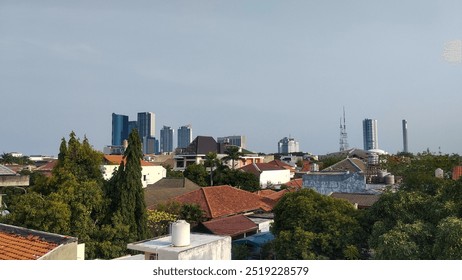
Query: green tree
xmin=367 ymin=152 xmax=462 ymax=260
xmin=222 ymin=146 xmax=244 ymax=169
xmin=215 ymin=169 xmax=260 ymax=192
xmin=272 ymin=189 xmax=365 ymax=259
xmin=204 ymin=152 xmax=220 ymax=186
xmin=106 ymin=129 xmax=148 ymax=243
xmin=164 ymin=164 xmax=184 ymax=178
xmin=183 ymin=164 xmax=208 ymax=187
xmin=433 ymin=217 xmax=462 ymax=259
xmin=156 ymin=201 xmax=205 ymax=229
xmin=0 ymin=153 xmax=13 ymax=164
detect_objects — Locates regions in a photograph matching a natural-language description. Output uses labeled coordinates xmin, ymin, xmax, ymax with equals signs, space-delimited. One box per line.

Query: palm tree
xmin=204 ymin=152 xmax=220 ymax=186
xmin=223 ymin=146 xmax=244 ymax=170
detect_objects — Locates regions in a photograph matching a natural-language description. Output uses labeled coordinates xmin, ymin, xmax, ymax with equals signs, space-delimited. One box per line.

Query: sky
xmin=1 ymin=1 xmax=462 ymax=156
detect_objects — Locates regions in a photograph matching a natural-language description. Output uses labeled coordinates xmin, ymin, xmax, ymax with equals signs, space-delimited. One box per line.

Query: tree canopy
xmin=271 ymin=189 xmax=366 ymax=259
xmin=1 ymin=131 xmax=150 ymax=259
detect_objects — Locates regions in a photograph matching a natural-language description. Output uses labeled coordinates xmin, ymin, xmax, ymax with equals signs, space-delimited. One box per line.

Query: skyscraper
xmin=363 ymin=119 xmax=378 ymax=150
xmin=137 ymin=112 xmax=155 ymax=154
xmin=177 ymin=125 xmax=192 ymax=149
xmin=160 ymin=125 xmax=174 ymax=153
xmin=112 ymin=113 xmax=129 ymax=146
xmin=402 ymin=119 xmax=409 ymax=153
xmin=278 ymin=137 xmax=300 ymax=154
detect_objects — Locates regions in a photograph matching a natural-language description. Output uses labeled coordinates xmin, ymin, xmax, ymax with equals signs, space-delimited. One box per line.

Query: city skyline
xmin=1 ymin=1 xmax=462 ymax=156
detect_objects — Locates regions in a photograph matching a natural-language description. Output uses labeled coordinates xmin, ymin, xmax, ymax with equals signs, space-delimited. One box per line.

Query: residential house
xmin=34 ymin=160 xmax=57 ymax=177
xmin=0 ymin=223 xmax=84 ymax=260
xmin=101 ymin=155 xmax=166 ymax=188
xmin=144 ymin=177 xmax=202 ymax=209
xmin=200 ymin=215 xmax=258 ymax=239
xmin=172 ymin=185 xmax=283 ymax=238
xmin=0 ymin=164 xmax=29 ymax=188
xmin=174 ymin=136 xmax=226 ymax=171
xmin=267 ymin=159 xmax=296 ymax=179
xmin=239 ymin=163 xmax=291 ymax=189
xmin=303 ymin=157 xmax=368 ymax=195
xmin=173 ymin=185 xmax=275 ymax=220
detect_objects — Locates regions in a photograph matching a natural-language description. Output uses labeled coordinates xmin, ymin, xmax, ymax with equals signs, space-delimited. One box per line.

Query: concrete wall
xmin=177 ymin=236 xmax=231 ymax=260
xmin=40 ymin=242 xmax=79 ymax=260
xmin=303 ymin=172 xmax=366 ymax=195
xmin=260 ymin=170 xmax=291 ymax=188
xmin=154 ymin=236 xmax=232 ymax=260
xmin=101 ymin=165 xmax=166 ymax=188
xmin=0 ymin=175 xmax=29 ymax=187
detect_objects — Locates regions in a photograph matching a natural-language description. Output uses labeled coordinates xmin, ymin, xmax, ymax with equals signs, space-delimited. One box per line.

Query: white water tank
xmin=171 ymin=220 xmax=190 ymax=247
xmin=435 ymin=168 xmax=444 ymax=179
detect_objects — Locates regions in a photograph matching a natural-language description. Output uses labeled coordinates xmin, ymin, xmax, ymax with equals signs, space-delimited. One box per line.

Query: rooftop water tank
xmin=435 ymin=168 xmax=444 ymax=179
xmin=385 ymin=174 xmax=395 ymax=185
xmin=171 ymin=220 xmax=190 ymax=247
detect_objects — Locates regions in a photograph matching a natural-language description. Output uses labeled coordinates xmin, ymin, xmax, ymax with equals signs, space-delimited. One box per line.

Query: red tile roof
xmin=267 ymin=160 xmax=293 ymax=169
xmin=284 ymin=178 xmax=303 ymax=190
xmin=103 ymin=155 xmax=156 ymax=167
xmin=201 ymin=215 xmax=258 ymax=237
xmin=0 ymin=232 xmax=58 ymax=260
xmin=0 ymin=224 xmax=77 ymax=260
xmin=173 ymin=185 xmax=274 ymax=219
xmin=240 ymin=163 xmax=286 ymax=176
xmin=255 ymin=190 xmax=277 ymax=196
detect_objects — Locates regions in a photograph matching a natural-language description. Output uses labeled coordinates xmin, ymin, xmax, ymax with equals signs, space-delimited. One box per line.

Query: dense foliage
xmin=368 ymin=152 xmax=462 ymax=259
xmin=1 ymin=131 xmax=149 ymax=259
xmin=271 ymin=189 xmax=366 ymax=259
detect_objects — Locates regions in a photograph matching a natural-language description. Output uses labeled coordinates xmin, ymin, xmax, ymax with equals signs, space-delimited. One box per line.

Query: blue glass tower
xmin=112 ymin=113 xmax=129 ymax=146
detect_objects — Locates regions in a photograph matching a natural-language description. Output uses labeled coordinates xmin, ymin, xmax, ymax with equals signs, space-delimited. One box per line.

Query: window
xmin=148 ymin=253 xmax=158 ymax=260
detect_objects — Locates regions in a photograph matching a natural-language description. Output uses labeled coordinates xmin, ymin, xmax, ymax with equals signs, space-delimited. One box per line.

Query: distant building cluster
xmin=111 ymin=112 xmax=195 ymax=155
xmin=278 ymin=137 xmax=299 ymax=154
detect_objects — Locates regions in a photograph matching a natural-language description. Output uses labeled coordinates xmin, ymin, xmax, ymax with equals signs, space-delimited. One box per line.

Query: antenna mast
xmin=339 ymin=107 xmax=349 ymax=151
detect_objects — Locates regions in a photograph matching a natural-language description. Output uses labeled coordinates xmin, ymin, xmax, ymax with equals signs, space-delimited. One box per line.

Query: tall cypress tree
xmin=112 ymin=129 xmax=148 ymax=242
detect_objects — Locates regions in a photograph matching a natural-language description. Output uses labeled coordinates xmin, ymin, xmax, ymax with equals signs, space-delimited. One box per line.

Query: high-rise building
xmin=112 ymin=113 xmax=129 ymax=146
xmin=137 ymin=112 xmax=155 ymax=154
xmin=402 ymin=119 xmax=409 ymax=153
xmin=145 ymin=136 xmax=159 ymax=155
xmin=128 ymin=121 xmax=138 ymax=135
xmin=177 ymin=125 xmax=192 ymax=149
xmin=278 ymin=137 xmax=299 ymax=154
xmin=160 ymin=126 xmax=174 ymax=153
xmin=363 ymin=119 xmax=378 ymax=150
xmin=217 ymin=135 xmax=247 ymax=149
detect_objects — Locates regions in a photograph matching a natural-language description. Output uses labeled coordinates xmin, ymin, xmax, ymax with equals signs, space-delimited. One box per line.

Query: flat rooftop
xmin=127 ymin=233 xmax=229 ymax=254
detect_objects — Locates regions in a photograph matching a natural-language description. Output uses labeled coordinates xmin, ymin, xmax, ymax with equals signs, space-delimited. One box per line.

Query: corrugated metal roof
xmin=0 ymin=165 xmax=16 ymax=176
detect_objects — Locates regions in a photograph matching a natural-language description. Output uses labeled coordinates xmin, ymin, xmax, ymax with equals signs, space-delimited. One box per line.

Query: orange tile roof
xmin=0 ymin=223 xmax=77 ymax=260
xmin=0 ymin=231 xmax=59 ymax=260
xmin=284 ymin=178 xmax=303 ymax=190
xmin=103 ymin=155 xmax=156 ymax=167
xmin=453 ymin=166 xmax=462 ymax=180
xmin=201 ymin=215 xmax=258 ymax=237
xmin=173 ymin=185 xmax=274 ymax=219
xmin=255 ymin=190 xmax=277 ymax=197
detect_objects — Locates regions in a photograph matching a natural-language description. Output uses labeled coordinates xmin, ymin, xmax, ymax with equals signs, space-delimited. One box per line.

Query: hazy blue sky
xmin=1 ymin=1 xmax=461 ymax=156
